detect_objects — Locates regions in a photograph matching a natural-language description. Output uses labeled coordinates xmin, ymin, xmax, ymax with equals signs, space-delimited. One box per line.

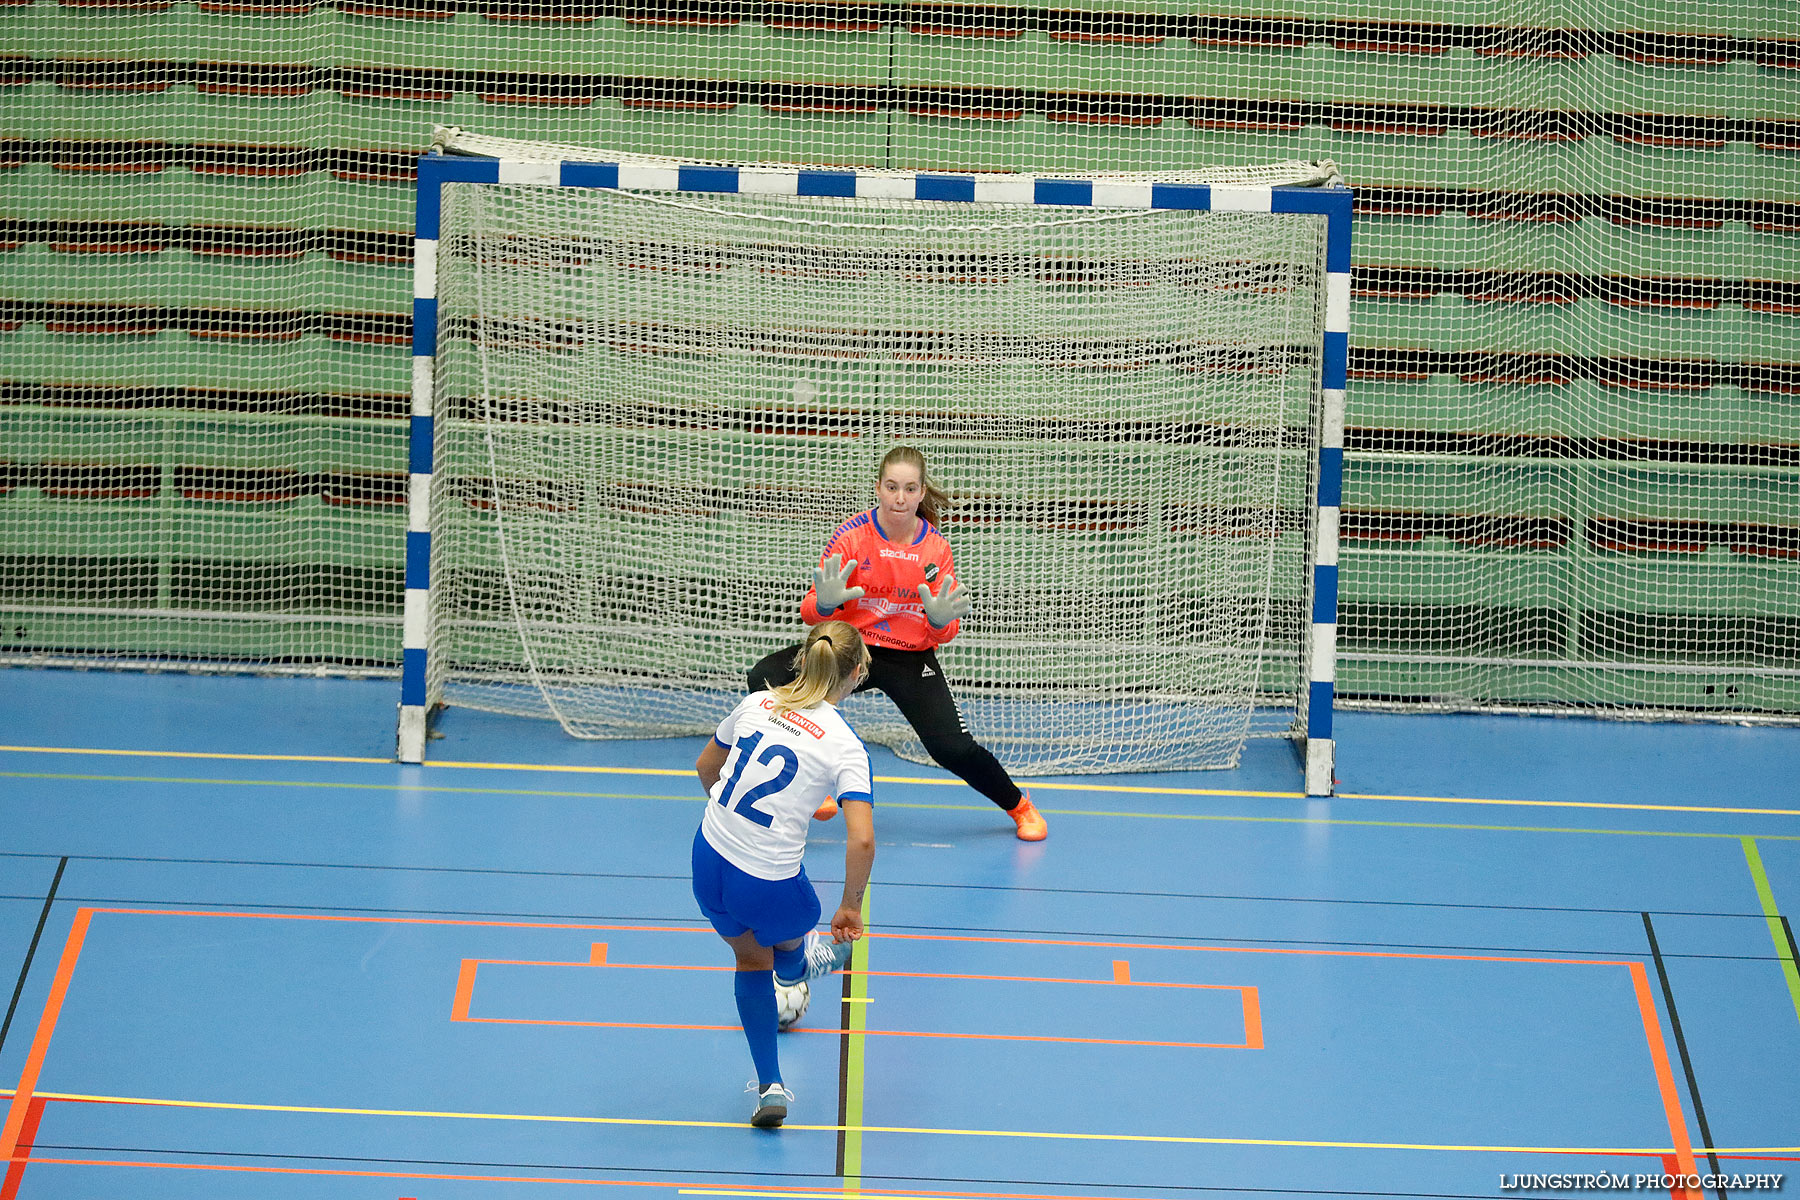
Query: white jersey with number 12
xmin=700 ymin=690 xmax=874 ymax=881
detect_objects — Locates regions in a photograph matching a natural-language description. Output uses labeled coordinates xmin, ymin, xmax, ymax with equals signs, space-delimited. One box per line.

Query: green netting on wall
xmin=1 ymin=0 xmax=1796 ymax=716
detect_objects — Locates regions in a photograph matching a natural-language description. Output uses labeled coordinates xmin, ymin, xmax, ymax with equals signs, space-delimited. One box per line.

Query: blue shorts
xmin=690 ymin=827 xmax=822 ymax=947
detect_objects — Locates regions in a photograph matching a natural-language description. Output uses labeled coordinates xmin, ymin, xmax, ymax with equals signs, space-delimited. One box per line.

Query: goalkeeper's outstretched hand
xmin=812 ymin=554 xmax=865 ymax=616
xmin=919 ymin=577 xmax=971 ymax=629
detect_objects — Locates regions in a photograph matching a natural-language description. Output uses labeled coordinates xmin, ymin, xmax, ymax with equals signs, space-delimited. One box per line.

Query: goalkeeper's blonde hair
xmin=771 ymin=621 xmax=869 ymax=715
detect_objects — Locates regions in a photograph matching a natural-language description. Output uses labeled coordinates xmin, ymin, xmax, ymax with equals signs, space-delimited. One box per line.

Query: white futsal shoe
xmin=774 ymin=930 xmax=854 ymax=987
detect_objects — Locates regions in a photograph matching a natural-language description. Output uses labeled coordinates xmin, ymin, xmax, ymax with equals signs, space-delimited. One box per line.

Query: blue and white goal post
xmin=398 ymin=148 xmax=1348 ymax=797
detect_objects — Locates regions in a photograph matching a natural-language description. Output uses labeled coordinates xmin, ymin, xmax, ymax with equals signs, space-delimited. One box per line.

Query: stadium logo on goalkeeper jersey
xmin=878 ymin=546 xmax=919 ymax=562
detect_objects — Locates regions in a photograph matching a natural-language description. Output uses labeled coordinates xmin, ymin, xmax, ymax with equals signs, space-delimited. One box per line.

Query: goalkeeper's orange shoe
xmin=1007 ymin=793 xmax=1047 ymax=841
xmin=812 ymin=797 xmax=838 ymax=821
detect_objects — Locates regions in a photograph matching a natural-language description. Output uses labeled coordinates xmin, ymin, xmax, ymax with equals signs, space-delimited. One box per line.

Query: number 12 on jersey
xmin=717 ymin=731 xmax=799 ymax=828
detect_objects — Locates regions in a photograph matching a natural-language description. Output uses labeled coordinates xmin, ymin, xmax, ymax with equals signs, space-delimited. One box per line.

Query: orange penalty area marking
xmin=2 ymin=1092 xmax=1762 ymax=1155
xmin=5 ymin=742 xmax=1798 ymax=814
xmin=0 ymin=910 xmax=89 ymax=1162
xmin=1628 ymin=961 xmax=1700 ymax=1182
xmin=453 ymin=946 xmax=1261 ymax=1049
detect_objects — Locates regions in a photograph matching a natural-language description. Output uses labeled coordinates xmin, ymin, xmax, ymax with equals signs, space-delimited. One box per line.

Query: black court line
xmin=1643 ymin=913 xmax=1726 ymax=1199
xmin=0 ymin=850 xmax=1779 ymax=921
xmin=1782 ymin=914 xmax=1800 ymax=976
xmin=0 ymin=855 xmax=66 ymax=1056
xmin=834 ymin=964 xmax=852 ymax=1177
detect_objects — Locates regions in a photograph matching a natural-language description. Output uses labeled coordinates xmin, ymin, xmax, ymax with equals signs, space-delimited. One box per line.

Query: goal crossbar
xmin=400 ymin=147 xmax=1351 ymax=796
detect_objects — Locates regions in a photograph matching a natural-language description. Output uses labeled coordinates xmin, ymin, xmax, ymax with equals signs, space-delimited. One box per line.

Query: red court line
xmin=0 ymin=1097 xmax=45 ymax=1200
xmin=1661 ymin=1154 xmax=1686 ymax=1200
xmin=0 ymin=908 xmax=91 ymax=1163
xmin=1719 ymin=1155 xmax=1800 ymax=1162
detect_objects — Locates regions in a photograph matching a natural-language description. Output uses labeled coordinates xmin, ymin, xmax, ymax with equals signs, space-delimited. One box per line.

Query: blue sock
xmin=772 ymin=941 xmax=805 ymax=984
xmin=733 ymin=970 xmax=780 ymax=1089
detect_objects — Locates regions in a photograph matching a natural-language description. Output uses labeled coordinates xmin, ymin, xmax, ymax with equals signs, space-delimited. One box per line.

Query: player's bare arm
xmin=833 ymin=800 xmax=874 ymax=943
xmin=695 ymin=739 xmax=728 ymax=795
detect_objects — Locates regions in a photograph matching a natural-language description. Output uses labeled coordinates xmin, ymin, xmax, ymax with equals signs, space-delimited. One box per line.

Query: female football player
xmin=748 ymin=446 xmax=1046 ymax=842
xmin=694 ymin=619 xmax=875 ymax=1128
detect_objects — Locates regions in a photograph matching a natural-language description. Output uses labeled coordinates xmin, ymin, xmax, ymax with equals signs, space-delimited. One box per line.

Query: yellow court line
xmin=0 ymin=744 xmax=391 ymax=767
xmin=0 ymin=744 xmax=693 ymax=778
xmin=3 ymin=743 xmax=1798 ymax=815
xmin=12 ymin=770 xmax=1800 ymax=842
xmin=31 ymin=1091 xmax=742 ymax=1131
xmin=20 ymin=1092 xmax=1800 ymax=1156
xmin=0 ymin=743 xmax=1270 ymax=792
xmin=0 ymin=745 xmax=1277 ymax=793
xmin=434 ymin=760 xmax=692 ymax=778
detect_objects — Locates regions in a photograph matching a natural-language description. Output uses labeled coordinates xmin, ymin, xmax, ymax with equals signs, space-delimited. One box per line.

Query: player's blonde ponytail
xmin=771 ymin=620 xmax=869 ymax=715
xmin=879 ymin=445 xmax=951 ymax=527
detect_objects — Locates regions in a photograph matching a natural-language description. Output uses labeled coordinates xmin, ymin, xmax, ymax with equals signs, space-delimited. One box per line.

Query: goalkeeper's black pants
xmin=747 ymin=644 xmax=1024 ymax=811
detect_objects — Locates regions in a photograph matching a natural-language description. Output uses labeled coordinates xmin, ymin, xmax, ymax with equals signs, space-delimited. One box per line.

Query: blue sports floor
xmin=1 ymin=669 xmax=1797 ymax=1200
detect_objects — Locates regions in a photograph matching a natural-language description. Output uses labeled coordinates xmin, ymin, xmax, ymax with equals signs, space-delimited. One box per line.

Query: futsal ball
xmin=776 ymin=981 xmax=811 ymax=1031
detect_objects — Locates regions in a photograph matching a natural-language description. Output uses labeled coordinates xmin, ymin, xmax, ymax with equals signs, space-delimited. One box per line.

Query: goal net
xmin=6 ymin=0 xmax=1795 ymax=744
xmin=415 ymin=136 xmax=1344 ymax=781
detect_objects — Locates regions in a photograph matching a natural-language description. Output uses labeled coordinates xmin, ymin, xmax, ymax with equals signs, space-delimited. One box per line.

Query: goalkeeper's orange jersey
xmin=800 ymin=510 xmax=960 ymax=651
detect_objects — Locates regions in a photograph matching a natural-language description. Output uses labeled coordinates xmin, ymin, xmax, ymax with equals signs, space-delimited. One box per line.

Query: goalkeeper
xmin=748 ymin=446 xmax=1047 ymax=842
